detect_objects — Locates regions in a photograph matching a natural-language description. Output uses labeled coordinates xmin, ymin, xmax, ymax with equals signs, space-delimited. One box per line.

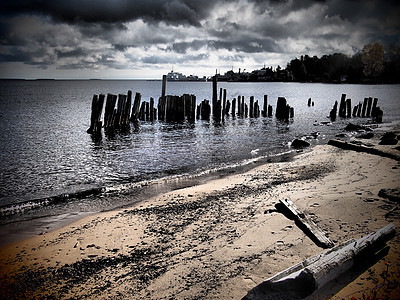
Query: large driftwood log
xmin=243 ymin=224 xmax=396 ymax=300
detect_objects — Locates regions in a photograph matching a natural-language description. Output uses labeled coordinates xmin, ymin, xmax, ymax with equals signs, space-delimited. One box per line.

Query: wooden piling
xmin=232 ymin=98 xmax=236 ymax=117
xmin=222 ymin=89 xmax=227 ymax=120
xmin=262 ymin=95 xmax=268 ymax=117
xmin=346 ymin=98 xmax=351 ymax=118
xmin=289 ymin=106 xmax=294 ymax=119
xmin=198 ymin=99 xmax=211 ymax=120
xmin=371 ymin=98 xmax=379 ymax=118
xmin=225 ymin=99 xmax=231 ymax=116
xmin=361 ymin=97 xmax=368 ymax=117
xmin=356 ymin=102 xmax=362 ymax=117
xmin=162 ymin=75 xmax=166 ymax=100
xmin=366 ymin=97 xmax=373 ymax=117
xmin=329 ymin=101 xmax=338 ymax=121
xmin=250 ymin=96 xmax=254 ymax=118
xmin=339 ymin=94 xmax=346 ymax=118
xmin=268 ymin=105 xmax=273 ymax=117
xmin=150 ymin=97 xmax=155 ymax=121
xmin=276 ymin=97 xmax=288 ymax=120
xmin=131 ymin=92 xmax=141 ymax=121
xmin=212 ymin=76 xmax=218 ymax=119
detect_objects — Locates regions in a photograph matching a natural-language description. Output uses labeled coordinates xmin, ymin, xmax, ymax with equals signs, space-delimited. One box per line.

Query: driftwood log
xmin=277 ymin=199 xmax=334 ymax=248
xmin=243 ymin=224 xmax=396 ymax=300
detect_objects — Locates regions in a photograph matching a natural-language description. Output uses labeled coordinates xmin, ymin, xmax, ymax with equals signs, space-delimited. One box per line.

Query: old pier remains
xmin=329 ymin=93 xmax=383 ymax=122
xmin=87 ymin=74 xmax=384 ymax=136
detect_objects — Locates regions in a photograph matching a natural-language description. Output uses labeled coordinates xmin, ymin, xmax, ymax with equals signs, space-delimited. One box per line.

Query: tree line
xmin=216 ymin=43 xmax=400 ymax=84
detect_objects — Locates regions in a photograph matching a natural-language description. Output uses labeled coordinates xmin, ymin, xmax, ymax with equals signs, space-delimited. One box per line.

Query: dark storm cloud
xmin=0 ymin=0 xmax=399 ymax=78
xmin=0 ymin=0 xmax=217 ymax=27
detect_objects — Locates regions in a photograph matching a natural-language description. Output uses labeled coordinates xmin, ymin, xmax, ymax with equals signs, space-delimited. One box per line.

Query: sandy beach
xmin=1 ymin=126 xmax=400 ymax=299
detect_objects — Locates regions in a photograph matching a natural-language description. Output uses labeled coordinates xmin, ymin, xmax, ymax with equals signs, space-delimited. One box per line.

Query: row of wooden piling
xmin=87 ymin=90 xmax=294 ymax=135
xmin=329 ymin=94 xmax=383 ymax=122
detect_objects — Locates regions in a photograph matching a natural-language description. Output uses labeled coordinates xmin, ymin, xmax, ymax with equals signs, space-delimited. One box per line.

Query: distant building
xmin=166 ymin=70 xmax=206 ymax=81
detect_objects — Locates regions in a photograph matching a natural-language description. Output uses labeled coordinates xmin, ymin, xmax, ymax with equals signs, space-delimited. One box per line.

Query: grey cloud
xmin=0 ymin=0 xmax=217 ymax=27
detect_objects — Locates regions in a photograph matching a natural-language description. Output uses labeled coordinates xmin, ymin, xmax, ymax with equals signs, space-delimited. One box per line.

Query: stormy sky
xmin=0 ymin=0 xmax=399 ymax=79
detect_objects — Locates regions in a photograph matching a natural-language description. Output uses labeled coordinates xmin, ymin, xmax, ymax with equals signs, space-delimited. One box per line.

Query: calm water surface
xmin=0 ymin=80 xmax=399 ymax=242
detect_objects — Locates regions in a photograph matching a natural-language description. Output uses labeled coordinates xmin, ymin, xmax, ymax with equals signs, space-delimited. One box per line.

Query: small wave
xmin=0 ymin=187 xmax=104 ymax=216
xmin=1 ymin=149 xmax=296 ymax=217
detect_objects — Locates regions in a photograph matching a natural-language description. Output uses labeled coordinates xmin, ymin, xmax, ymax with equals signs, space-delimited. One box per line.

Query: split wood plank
xmin=279 ymin=198 xmax=334 ymax=248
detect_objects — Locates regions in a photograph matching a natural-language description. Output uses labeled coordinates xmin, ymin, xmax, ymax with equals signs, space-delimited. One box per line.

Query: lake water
xmin=0 ymin=80 xmax=399 ymax=243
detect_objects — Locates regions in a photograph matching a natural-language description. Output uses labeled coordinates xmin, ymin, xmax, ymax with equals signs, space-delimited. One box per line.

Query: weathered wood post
xmin=130 ymin=92 xmax=141 ymax=121
xmin=104 ymin=93 xmax=116 ymax=130
xmin=254 ymin=100 xmax=260 ymax=118
xmin=339 ymin=94 xmax=346 ymax=118
xmin=329 ymin=101 xmax=338 ymax=121
xmin=361 ymin=97 xmax=368 ymax=117
xmin=366 ymin=97 xmax=373 ymax=117
xmin=371 ymin=98 xmax=379 ymax=118
xmin=237 ymin=96 xmax=241 ymax=116
xmin=268 ymin=105 xmax=273 ymax=117
xmin=199 ymin=99 xmax=211 ymax=120
xmin=212 ymin=75 xmax=219 ymax=120
xmin=356 ymin=102 xmax=362 ymax=117
xmin=262 ymin=95 xmax=268 ymax=117
xmin=149 ymin=97 xmax=154 ymax=121
xmin=222 ymin=89 xmax=227 ymax=120
xmin=87 ymin=94 xmax=105 ymax=135
xmin=276 ymin=97 xmax=287 ymax=120
xmin=87 ymin=94 xmax=99 ymax=134
xmin=250 ymin=96 xmax=254 ymax=118
xmin=241 ymin=97 xmax=245 ymax=117
xmin=225 ymin=99 xmax=230 ymax=116
xmin=162 ymin=75 xmax=166 ymax=101
xmin=346 ymin=98 xmax=351 ymax=118
xmin=232 ymin=98 xmax=236 ymax=117
xmin=352 ymin=105 xmax=358 ymax=117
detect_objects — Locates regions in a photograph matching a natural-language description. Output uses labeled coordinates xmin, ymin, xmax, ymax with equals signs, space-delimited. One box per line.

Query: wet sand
xmin=1 ymin=129 xmax=400 ymax=299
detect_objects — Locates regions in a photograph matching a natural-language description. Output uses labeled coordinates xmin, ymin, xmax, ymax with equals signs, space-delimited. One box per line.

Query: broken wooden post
xmin=329 ymin=101 xmax=338 ymax=121
xmin=212 ymin=76 xmax=219 ymax=120
xmin=338 ymin=93 xmax=346 ymax=118
xmin=198 ymin=99 xmax=211 ymax=120
xmin=371 ymin=98 xmax=379 ymax=118
xmin=361 ymin=97 xmax=368 ymax=117
xmin=267 ymin=104 xmax=273 ymax=117
xmin=87 ymin=94 xmax=105 ymax=135
xmin=356 ymin=102 xmax=362 ymax=117
xmin=250 ymin=96 xmax=254 ymax=118
xmin=289 ymin=106 xmax=294 ymax=119
xmin=222 ymin=89 xmax=227 ymax=120
xmin=162 ymin=75 xmax=166 ymax=101
xmin=278 ymin=198 xmax=334 ymax=248
xmin=225 ymin=99 xmax=231 ymax=116
xmin=366 ymin=97 xmax=373 ymax=117
xmin=104 ymin=93 xmax=117 ymax=130
xmin=262 ymin=95 xmax=268 ymax=117
xmin=276 ymin=97 xmax=290 ymax=121
xmin=130 ymin=92 xmax=141 ymax=121
xmin=232 ymin=98 xmax=236 ymax=117
xmin=254 ymin=100 xmax=260 ymax=118
xmin=352 ymin=105 xmax=358 ymax=117
xmin=346 ymin=98 xmax=351 ymax=118
xmin=149 ymin=97 xmax=154 ymax=121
